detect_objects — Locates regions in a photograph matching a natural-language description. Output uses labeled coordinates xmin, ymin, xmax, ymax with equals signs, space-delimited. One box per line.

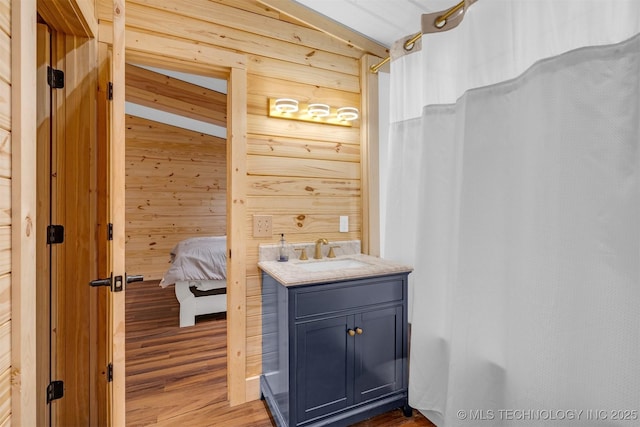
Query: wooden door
xmin=96 ymin=40 xmax=113 ymax=426
xmin=37 ymin=21 xmax=100 ymax=426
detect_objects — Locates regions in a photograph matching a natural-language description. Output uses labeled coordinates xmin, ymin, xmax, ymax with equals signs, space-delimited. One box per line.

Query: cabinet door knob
xmin=347 ymin=329 xmax=356 ymax=336
xmin=356 ymin=327 xmax=363 ymax=335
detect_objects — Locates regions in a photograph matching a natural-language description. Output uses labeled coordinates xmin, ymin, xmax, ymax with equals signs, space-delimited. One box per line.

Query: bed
xmin=160 ymin=236 xmax=227 ymax=327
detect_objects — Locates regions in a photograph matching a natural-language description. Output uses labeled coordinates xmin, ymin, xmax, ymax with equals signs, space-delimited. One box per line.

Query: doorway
xmin=122 ymin=62 xmax=231 ymax=422
xmin=105 ymin=35 xmax=248 ymax=416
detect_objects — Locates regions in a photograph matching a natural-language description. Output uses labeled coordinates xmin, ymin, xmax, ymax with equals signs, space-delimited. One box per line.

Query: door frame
xmin=101 ymin=20 xmax=249 ymax=413
xmin=11 ymin=0 xmax=38 ymax=423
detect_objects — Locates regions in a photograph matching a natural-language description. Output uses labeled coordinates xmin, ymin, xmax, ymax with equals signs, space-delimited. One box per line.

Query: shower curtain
xmin=384 ymin=2 xmax=640 ymax=426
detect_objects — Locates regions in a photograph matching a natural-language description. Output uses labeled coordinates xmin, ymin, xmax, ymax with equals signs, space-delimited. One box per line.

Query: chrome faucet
xmin=314 ymin=238 xmax=329 ymax=259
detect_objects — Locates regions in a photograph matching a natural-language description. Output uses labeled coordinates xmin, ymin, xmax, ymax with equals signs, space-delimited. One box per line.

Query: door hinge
xmin=46 ymin=380 xmax=64 ymax=403
xmin=47 ymin=66 xmax=65 ymax=89
xmin=47 ymin=225 xmax=64 ymax=245
xmin=107 ymin=363 xmax=113 ymax=382
xmin=107 ymin=82 xmax=113 ymax=100
xmin=107 ymin=223 xmax=113 ymax=241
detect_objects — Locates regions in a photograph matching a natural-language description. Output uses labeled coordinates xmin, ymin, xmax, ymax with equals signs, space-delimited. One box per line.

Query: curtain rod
xmin=370 ymin=0 xmax=468 ymax=74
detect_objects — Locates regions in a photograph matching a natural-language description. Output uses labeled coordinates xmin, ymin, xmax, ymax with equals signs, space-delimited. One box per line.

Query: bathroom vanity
xmin=259 ymin=254 xmax=412 ymax=427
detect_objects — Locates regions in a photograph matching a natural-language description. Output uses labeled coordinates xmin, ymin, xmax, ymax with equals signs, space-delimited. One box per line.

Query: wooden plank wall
xmin=98 ymin=0 xmax=365 ymax=392
xmin=126 ymin=63 xmax=227 ymax=128
xmin=0 ymin=0 xmax=11 ymax=423
xmin=125 ymin=63 xmax=228 ymax=280
xmin=125 ymin=115 xmax=227 ymax=281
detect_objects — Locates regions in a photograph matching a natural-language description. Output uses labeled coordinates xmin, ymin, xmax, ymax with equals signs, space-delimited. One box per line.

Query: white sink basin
xmin=296 ymin=258 xmax=368 ymax=273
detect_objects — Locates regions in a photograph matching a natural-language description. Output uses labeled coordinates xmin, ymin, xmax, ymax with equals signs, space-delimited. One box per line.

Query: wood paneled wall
xmin=97 ymin=0 xmax=376 ymax=399
xmin=125 ymin=115 xmax=227 ymax=281
xmin=0 ymin=0 xmax=11 ymax=423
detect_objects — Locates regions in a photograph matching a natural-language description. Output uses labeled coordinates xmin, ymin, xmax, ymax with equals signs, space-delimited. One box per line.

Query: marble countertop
xmin=258 ymin=253 xmax=413 ymax=286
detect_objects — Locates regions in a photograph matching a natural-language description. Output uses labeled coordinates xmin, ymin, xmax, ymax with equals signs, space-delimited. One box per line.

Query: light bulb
xmin=274 ymin=98 xmax=299 ymax=113
xmin=337 ymin=107 xmax=359 ymax=121
xmin=307 ymin=103 xmax=330 ymax=117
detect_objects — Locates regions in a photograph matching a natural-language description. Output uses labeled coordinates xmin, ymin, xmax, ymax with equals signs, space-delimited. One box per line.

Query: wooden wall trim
xmin=110 ymin=1 xmax=127 ymax=424
xmin=360 ymin=55 xmax=381 ymax=256
xmin=245 ymin=375 xmax=260 ymax=401
xmin=10 ymin=0 xmax=37 ymax=424
xmin=37 ymin=0 xmax=98 ymax=38
xmin=227 ymin=66 xmax=248 ymax=406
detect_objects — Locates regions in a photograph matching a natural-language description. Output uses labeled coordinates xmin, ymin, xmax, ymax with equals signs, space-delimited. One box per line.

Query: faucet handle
xmin=295 ymin=248 xmax=308 ymax=260
xmin=327 ymin=246 xmax=341 ymax=258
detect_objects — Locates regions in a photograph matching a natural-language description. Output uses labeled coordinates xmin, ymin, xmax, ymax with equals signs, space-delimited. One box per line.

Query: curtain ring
xmin=403 ymin=32 xmax=422 ymax=52
xmin=434 ymin=0 xmax=466 ymax=29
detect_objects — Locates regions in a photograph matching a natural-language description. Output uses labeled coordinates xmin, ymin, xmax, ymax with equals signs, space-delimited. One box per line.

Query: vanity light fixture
xmin=268 ymin=98 xmax=359 ymax=127
xmin=336 ymin=107 xmax=359 ymax=121
xmin=274 ymin=98 xmax=299 ymax=113
xmin=307 ymin=103 xmax=331 ymax=117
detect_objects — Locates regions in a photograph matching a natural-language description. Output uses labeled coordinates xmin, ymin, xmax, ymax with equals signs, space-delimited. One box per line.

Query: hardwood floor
xmin=126 ymin=280 xmax=435 ymax=426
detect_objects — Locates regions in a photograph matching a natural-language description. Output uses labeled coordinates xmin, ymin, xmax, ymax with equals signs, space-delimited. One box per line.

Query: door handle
xmin=126 ymin=274 xmax=144 ymax=284
xmin=89 ymin=273 xmax=143 ymax=291
xmin=90 ymin=274 xmax=112 ymax=287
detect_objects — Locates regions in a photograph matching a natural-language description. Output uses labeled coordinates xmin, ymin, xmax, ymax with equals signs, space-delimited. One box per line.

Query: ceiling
xmin=293 ymin=0 xmax=462 ymax=48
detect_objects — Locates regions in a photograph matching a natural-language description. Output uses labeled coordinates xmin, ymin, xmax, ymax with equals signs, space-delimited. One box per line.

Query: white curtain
xmin=384 ymin=2 xmax=640 ymax=426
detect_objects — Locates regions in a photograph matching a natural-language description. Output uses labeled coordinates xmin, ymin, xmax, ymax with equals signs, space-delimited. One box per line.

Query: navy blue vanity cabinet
xmin=260 ymin=272 xmax=410 ymax=427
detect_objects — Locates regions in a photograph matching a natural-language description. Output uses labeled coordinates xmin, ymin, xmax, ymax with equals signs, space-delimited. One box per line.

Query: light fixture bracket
xmin=268 ymin=98 xmax=358 ymax=127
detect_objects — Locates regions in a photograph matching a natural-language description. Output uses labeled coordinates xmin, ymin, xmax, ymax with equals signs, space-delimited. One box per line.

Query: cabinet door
xmin=354 ymin=305 xmax=405 ymax=403
xmin=295 ymin=315 xmax=354 ymax=422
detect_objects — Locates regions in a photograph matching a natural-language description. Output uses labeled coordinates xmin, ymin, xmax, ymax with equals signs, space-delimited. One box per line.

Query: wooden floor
xmin=126 ymin=280 xmax=435 ymax=427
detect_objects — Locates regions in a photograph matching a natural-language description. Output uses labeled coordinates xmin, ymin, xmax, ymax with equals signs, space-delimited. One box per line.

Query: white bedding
xmin=160 ymin=236 xmax=227 ymax=288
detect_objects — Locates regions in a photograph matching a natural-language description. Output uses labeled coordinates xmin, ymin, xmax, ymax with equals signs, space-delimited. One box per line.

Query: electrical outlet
xmin=253 ymin=215 xmax=273 ymax=237
xmin=340 ymin=216 xmax=349 ymax=233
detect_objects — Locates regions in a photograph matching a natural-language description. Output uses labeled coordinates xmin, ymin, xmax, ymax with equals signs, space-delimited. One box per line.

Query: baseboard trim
xmin=245 ymin=375 xmax=261 ymax=402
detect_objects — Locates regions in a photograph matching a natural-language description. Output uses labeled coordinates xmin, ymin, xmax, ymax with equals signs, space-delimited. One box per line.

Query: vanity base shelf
xmin=261 ymin=376 xmax=409 ymax=427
